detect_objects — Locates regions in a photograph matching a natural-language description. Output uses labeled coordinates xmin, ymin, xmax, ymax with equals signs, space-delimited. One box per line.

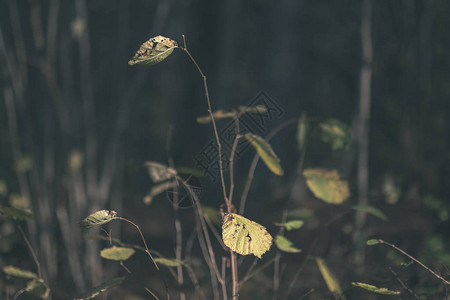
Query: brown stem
xmin=17 ymin=225 xmax=41 ymax=278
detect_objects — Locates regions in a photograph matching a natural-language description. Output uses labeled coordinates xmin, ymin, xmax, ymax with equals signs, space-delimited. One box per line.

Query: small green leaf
xmin=297 ymin=112 xmax=308 ymax=151
xmin=0 ymin=206 xmax=33 ymax=221
xmin=274 ymin=220 xmax=304 ymax=231
xmin=352 ymin=205 xmax=388 ymax=221
xmin=286 ymin=209 xmax=314 ymax=221
xmin=303 ymin=169 xmax=349 ymax=204
xmin=154 ymin=258 xmax=185 ymax=267
xmin=366 ymin=239 xmax=380 ymax=246
xmin=352 ymin=282 xmax=400 ymax=295
xmin=128 ymin=35 xmax=177 ymax=66
xmin=316 ymin=258 xmax=345 ymax=299
xmin=222 ymin=213 xmax=273 ymax=258
xmin=3 ymin=265 xmax=38 ymax=279
xmin=202 ymin=206 xmax=222 ymax=227
xmin=275 ymin=235 xmax=301 ymax=253
xmin=245 ymin=133 xmax=284 ymax=176
xmin=176 ymin=166 xmax=205 ymax=177
xmin=80 ymin=210 xmax=117 ymax=229
xmin=75 ymin=277 xmax=125 ymax=300
xmin=196 ymin=109 xmax=237 ymax=124
xmin=100 ymin=246 xmax=135 ymax=261
xmin=238 ymin=105 xmax=268 ymax=114
xmin=24 ymin=279 xmax=50 ymax=299
xmin=144 ymin=181 xmax=177 ymax=205
xmin=144 ymin=161 xmax=177 ymax=183
xmin=320 ymin=119 xmax=351 ymax=150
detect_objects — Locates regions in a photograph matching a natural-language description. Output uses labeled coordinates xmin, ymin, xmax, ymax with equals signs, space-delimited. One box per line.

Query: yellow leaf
xmin=303 ymin=169 xmax=349 ymax=204
xmin=316 ymin=258 xmax=345 ymax=299
xmin=245 ymin=133 xmax=284 ymax=176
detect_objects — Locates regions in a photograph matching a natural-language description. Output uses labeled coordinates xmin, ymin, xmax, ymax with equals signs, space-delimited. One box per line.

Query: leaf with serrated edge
xmin=3 ymin=265 xmax=38 ymax=279
xmin=80 ymin=210 xmax=117 ymax=229
xmin=316 ymin=258 xmax=345 ymax=299
xmin=274 ymin=220 xmax=304 ymax=231
xmin=352 ymin=205 xmax=388 ymax=221
xmin=100 ymin=246 xmax=135 ymax=261
xmin=275 ymin=235 xmax=301 ymax=253
xmin=155 ymin=258 xmax=185 ymax=267
xmin=245 ymin=133 xmax=283 ymax=176
xmin=352 ymin=282 xmax=400 ymax=295
xmin=222 ymin=213 xmax=272 ymax=258
xmin=75 ymin=277 xmax=125 ymax=300
xmin=128 ymin=35 xmax=177 ymax=66
xmin=303 ymin=169 xmax=349 ymax=204
xmin=144 ymin=161 xmax=177 ymax=183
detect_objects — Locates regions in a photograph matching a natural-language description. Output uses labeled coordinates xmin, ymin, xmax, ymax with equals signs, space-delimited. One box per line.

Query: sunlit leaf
xmin=238 ymin=105 xmax=268 ymax=114
xmin=320 ymin=119 xmax=351 ymax=150
xmin=0 ymin=206 xmax=33 ymax=221
xmin=154 ymin=258 xmax=185 ymax=267
xmin=144 ymin=161 xmax=177 ymax=183
xmin=144 ymin=181 xmax=177 ymax=205
xmin=245 ymin=133 xmax=284 ymax=176
xmin=196 ymin=109 xmax=237 ymax=124
xmin=366 ymin=239 xmax=380 ymax=246
xmin=75 ymin=277 xmax=125 ymax=300
xmin=303 ymin=169 xmax=349 ymax=204
xmin=24 ymin=279 xmax=50 ymax=299
xmin=316 ymin=258 xmax=345 ymax=299
xmin=275 ymin=235 xmax=301 ymax=253
xmin=100 ymin=246 xmax=135 ymax=261
xmin=3 ymin=265 xmax=38 ymax=279
xmin=128 ymin=35 xmax=177 ymax=66
xmin=352 ymin=205 xmax=388 ymax=221
xmin=222 ymin=213 xmax=272 ymax=258
xmin=274 ymin=220 xmax=304 ymax=231
xmin=297 ymin=112 xmax=308 ymax=151
xmin=352 ymin=282 xmax=400 ymax=295
xmin=202 ymin=206 xmax=222 ymax=227
xmin=80 ymin=210 xmax=117 ymax=229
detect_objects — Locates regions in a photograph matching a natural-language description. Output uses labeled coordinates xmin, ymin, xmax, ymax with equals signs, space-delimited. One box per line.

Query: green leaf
xmin=286 ymin=209 xmax=314 ymax=221
xmin=75 ymin=277 xmax=125 ymax=300
xmin=275 ymin=235 xmax=301 ymax=253
xmin=202 ymin=206 xmax=222 ymax=227
xmin=196 ymin=109 xmax=237 ymax=124
xmin=366 ymin=239 xmax=380 ymax=246
xmin=352 ymin=282 xmax=400 ymax=295
xmin=222 ymin=213 xmax=272 ymax=258
xmin=320 ymin=119 xmax=351 ymax=150
xmin=176 ymin=166 xmax=205 ymax=177
xmin=24 ymin=279 xmax=50 ymax=299
xmin=297 ymin=112 xmax=308 ymax=151
xmin=3 ymin=265 xmax=38 ymax=279
xmin=274 ymin=220 xmax=304 ymax=231
xmin=154 ymin=258 xmax=185 ymax=267
xmin=128 ymin=35 xmax=177 ymax=66
xmin=238 ymin=105 xmax=268 ymax=114
xmin=80 ymin=210 xmax=117 ymax=229
xmin=244 ymin=133 xmax=284 ymax=176
xmin=303 ymin=169 xmax=350 ymax=204
xmin=316 ymin=258 xmax=345 ymax=300
xmin=144 ymin=161 xmax=177 ymax=183
xmin=100 ymin=246 xmax=135 ymax=261
xmin=0 ymin=206 xmax=33 ymax=220
xmin=352 ymin=205 xmax=388 ymax=221
xmin=144 ymin=181 xmax=177 ymax=205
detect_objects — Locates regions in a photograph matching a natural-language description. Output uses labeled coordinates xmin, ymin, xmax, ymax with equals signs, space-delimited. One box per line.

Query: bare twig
xmin=377 ymin=239 xmax=450 ymax=285
xmin=389 ymin=267 xmax=420 ymax=299
xmin=17 ymin=225 xmax=41 ymax=278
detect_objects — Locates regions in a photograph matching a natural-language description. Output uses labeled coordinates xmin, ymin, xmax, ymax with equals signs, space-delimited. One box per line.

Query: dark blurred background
xmin=1 ymin=0 xmax=449 ymax=299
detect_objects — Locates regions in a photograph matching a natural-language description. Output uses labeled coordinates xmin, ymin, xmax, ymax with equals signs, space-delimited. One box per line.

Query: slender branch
xmin=17 ymin=225 xmax=41 ymax=278
xmin=389 ymin=267 xmax=419 ymax=299
xmin=221 ymin=257 xmax=229 ymax=300
xmin=377 ymin=239 xmax=450 ymax=285
xmin=180 ymin=36 xmax=229 ymax=209
xmin=228 ymin=115 xmax=241 ymax=204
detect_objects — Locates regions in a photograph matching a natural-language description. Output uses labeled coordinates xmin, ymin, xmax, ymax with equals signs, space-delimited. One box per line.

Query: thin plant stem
xmin=377 ymin=239 xmax=450 ymax=285
xmin=389 ymin=267 xmax=420 ymax=299
xmin=221 ymin=257 xmax=229 ymax=300
xmin=239 ymin=118 xmax=298 ymax=214
xmin=17 ymin=225 xmax=41 ymax=278
xmin=180 ymin=35 xmax=229 ymax=209
xmin=228 ymin=115 xmax=241 ymax=204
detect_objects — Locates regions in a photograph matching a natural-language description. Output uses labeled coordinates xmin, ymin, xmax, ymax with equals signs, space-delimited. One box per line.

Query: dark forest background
xmin=0 ymin=0 xmax=449 ymax=299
